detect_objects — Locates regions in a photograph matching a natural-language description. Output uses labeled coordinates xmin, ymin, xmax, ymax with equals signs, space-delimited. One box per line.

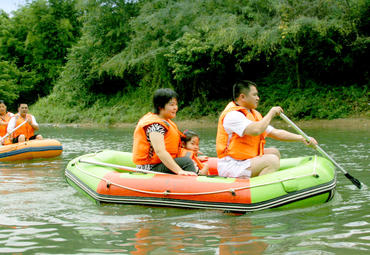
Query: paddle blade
xmin=344 ymin=173 xmax=362 ymax=189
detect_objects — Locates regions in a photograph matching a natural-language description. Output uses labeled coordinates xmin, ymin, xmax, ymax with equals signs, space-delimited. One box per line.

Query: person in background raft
xmin=216 ymin=80 xmax=317 ymax=178
xmin=7 ymin=103 xmax=43 ymax=143
xmin=0 ymin=100 xmax=14 ymax=145
xmin=132 ymin=88 xmax=197 ymax=176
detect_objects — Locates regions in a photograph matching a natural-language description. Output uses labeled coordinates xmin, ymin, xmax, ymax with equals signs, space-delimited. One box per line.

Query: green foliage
xmin=0 ymin=61 xmax=21 ymax=104
xmin=8 ymin=0 xmax=369 ymax=123
xmin=33 ymin=83 xmax=154 ymax=124
xmin=0 ymin=61 xmax=38 ymax=109
xmin=258 ymin=82 xmax=369 ymax=120
xmin=0 ymin=0 xmax=81 ymax=108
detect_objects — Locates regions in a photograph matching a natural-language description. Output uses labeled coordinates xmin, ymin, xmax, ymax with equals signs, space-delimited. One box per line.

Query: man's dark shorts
xmin=12 ymin=134 xmax=39 ymax=143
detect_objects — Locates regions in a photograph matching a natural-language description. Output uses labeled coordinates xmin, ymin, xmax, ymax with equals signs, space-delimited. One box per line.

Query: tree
xmin=0 ymin=0 xmax=82 ymax=107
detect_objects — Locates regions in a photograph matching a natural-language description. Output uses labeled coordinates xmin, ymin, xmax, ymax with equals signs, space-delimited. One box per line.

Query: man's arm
xmin=268 ymin=128 xmax=318 ymax=146
xmin=29 ymin=115 xmax=39 ymax=131
xmin=243 ymin=107 xmax=283 ymax=136
xmin=267 ymin=129 xmax=304 ymax=142
xmin=6 ymin=117 xmax=16 ymax=133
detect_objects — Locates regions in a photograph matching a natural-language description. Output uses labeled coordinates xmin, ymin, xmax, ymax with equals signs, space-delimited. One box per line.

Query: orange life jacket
xmin=216 ymin=101 xmax=267 ymax=160
xmin=132 ymin=112 xmax=183 ymax=165
xmin=0 ymin=112 xmax=12 ymax=136
xmin=12 ymin=114 xmax=35 ymax=140
xmin=0 ymin=112 xmax=13 ymax=145
xmin=179 ymin=148 xmax=204 ymax=170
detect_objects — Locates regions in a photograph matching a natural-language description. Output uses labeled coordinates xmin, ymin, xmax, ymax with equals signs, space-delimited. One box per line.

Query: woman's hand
xmin=177 ymin=169 xmax=197 ymax=176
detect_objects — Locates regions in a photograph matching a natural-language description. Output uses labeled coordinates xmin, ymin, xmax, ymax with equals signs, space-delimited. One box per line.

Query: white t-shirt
xmin=7 ymin=115 xmax=38 ymax=133
xmin=223 ymin=110 xmax=274 ymax=139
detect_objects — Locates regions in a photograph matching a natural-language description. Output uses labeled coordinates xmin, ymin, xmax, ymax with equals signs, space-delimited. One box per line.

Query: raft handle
xmin=230 ymin=189 xmax=236 ymax=196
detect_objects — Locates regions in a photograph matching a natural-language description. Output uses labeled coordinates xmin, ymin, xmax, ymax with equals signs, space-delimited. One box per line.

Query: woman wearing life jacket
xmin=132 ymin=88 xmax=197 ymax=175
xmin=7 ymin=103 xmax=43 ymax=143
xmin=0 ymin=100 xmax=14 ymax=145
xmin=180 ymin=130 xmax=209 ymax=175
xmin=216 ymin=80 xmax=317 ymax=178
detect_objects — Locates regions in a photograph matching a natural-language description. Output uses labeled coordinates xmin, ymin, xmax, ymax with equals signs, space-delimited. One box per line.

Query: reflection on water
xmin=0 ymin=124 xmax=369 ymax=254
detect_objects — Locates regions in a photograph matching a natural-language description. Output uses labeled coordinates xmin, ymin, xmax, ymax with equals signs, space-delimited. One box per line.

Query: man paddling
xmin=7 ymin=103 xmax=43 ymax=143
xmin=216 ymin=80 xmax=317 ymax=178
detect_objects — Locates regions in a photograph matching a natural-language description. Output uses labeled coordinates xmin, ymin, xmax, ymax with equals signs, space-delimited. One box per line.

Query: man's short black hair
xmin=153 ymin=88 xmax=178 ymax=114
xmin=233 ymin=80 xmax=257 ymax=101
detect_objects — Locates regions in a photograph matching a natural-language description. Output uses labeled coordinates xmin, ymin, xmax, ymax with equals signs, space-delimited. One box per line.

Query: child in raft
xmin=181 ymin=130 xmax=209 ymax=175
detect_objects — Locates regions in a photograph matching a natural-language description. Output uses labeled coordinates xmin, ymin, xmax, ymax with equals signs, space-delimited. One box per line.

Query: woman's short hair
xmin=233 ymin=80 xmax=257 ymax=101
xmin=0 ymin=100 xmax=4 ymax=105
xmin=153 ymin=88 xmax=178 ymax=114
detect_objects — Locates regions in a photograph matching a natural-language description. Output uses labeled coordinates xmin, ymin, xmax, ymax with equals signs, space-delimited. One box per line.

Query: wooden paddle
xmin=280 ymin=113 xmax=362 ymax=189
xmin=79 ymin=159 xmax=165 ymax=175
xmin=0 ymin=119 xmax=27 ymax=145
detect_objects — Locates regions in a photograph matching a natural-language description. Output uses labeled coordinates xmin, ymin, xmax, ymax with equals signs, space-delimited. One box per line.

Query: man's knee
xmin=18 ymin=135 xmax=26 ymax=142
xmin=264 ymin=154 xmax=280 ymax=170
xmin=264 ymin=147 xmax=281 ymax=159
xmin=256 ymin=154 xmax=280 ymax=176
xmin=267 ymin=154 xmax=280 ymax=170
xmin=250 ymin=154 xmax=280 ymax=177
xmin=260 ymin=154 xmax=280 ymax=170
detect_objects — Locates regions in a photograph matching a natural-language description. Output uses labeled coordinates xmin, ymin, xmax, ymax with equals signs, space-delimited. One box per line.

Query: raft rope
xmin=313 ymin=155 xmax=318 ymax=177
xmin=72 ymin=155 xmax=320 ymax=196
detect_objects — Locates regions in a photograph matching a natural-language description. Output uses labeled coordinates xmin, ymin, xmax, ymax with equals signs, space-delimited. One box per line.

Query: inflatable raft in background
xmin=0 ymin=139 xmax=63 ymax=162
xmin=65 ymin=150 xmax=336 ymax=212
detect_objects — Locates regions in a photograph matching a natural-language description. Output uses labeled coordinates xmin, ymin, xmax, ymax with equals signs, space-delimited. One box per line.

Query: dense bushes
xmin=0 ymin=0 xmax=368 ymax=122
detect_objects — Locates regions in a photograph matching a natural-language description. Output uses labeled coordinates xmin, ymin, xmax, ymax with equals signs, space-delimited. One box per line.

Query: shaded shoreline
xmin=47 ymin=117 xmax=369 ymax=130
xmin=156 ymin=117 xmax=370 ymax=130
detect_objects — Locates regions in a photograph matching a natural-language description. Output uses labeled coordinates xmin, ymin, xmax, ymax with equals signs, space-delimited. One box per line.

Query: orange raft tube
xmin=0 ymin=139 xmax=63 ymax=161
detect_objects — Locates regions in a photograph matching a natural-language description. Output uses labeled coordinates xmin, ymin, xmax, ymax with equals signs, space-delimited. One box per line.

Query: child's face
xmin=185 ymin=136 xmax=199 ymax=152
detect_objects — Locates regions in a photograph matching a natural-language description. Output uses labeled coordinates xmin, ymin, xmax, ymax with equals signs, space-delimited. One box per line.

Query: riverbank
xmin=120 ymin=116 xmax=370 ymax=130
xmin=31 ymin=83 xmax=368 ymax=127
xmin=47 ymin=116 xmax=369 ymax=131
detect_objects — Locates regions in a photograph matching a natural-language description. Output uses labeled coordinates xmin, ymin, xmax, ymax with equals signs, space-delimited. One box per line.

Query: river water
xmin=0 ymin=124 xmax=369 ymax=254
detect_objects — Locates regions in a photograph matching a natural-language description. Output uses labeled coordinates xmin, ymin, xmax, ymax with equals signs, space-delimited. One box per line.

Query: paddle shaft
xmin=0 ymin=119 xmax=28 ymax=143
xmin=79 ymin=159 xmax=165 ymax=175
xmin=280 ymin=113 xmax=362 ymax=189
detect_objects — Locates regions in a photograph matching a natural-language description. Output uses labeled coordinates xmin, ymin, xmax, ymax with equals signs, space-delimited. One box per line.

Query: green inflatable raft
xmin=65 ymin=150 xmax=336 ymax=212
